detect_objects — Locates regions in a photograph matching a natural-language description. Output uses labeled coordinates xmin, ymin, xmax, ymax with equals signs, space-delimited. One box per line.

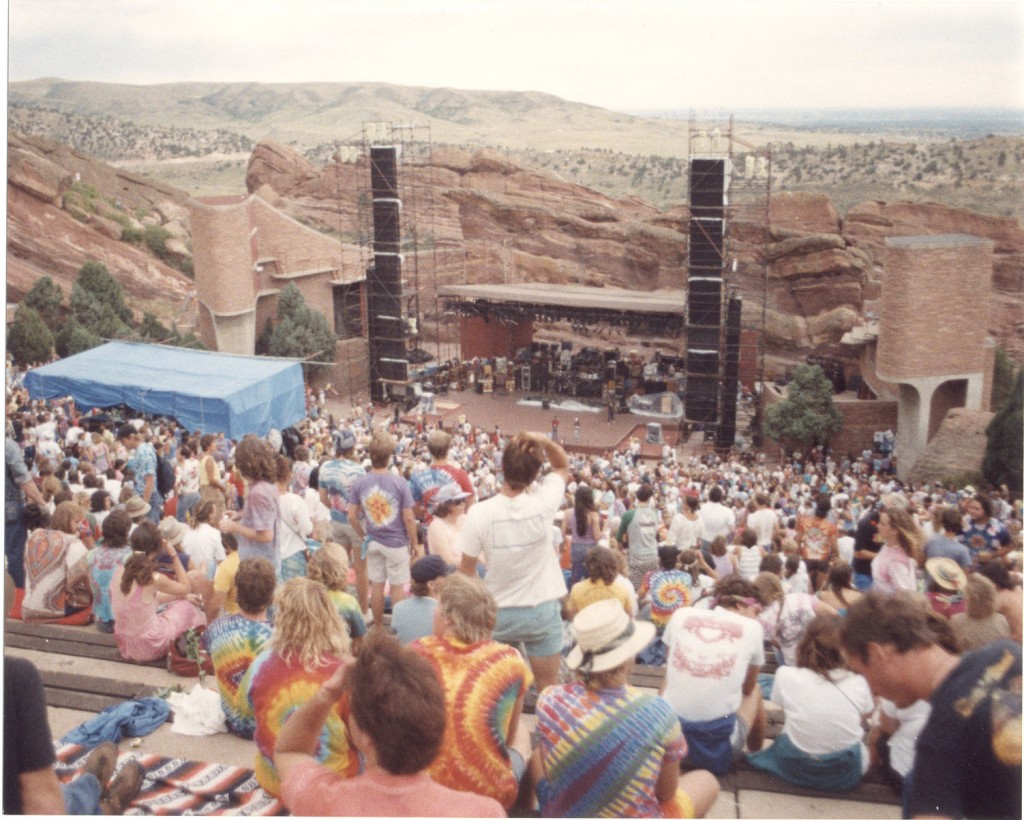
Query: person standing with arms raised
xmin=458 ymin=432 xmax=570 ymax=693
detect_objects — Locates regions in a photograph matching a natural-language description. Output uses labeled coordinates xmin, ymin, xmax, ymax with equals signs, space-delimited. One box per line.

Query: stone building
xmin=189 ymin=193 xmax=370 ymax=392
xmin=842 ymin=233 xmax=996 ymax=478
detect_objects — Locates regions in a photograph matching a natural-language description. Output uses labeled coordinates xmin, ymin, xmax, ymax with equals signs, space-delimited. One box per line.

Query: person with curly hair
xmin=219 ymin=436 xmax=281 ymax=575
xmin=567 ymin=546 xmax=633 ymax=617
xmin=240 ymin=577 xmax=357 ymax=797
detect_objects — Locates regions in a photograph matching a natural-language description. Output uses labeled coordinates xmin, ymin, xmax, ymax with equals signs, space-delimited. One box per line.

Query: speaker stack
xmin=367 ymin=145 xmax=408 ymax=402
xmin=684 ymin=158 xmax=726 ymax=426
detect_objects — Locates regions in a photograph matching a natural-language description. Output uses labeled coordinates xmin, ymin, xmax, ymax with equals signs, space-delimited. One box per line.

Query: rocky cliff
xmin=6 ymin=133 xmax=194 ymax=320
xmin=244 ymin=141 xmax=1024 ymax=361
xmin=7 ymin=133 xmax=1022 ymax=363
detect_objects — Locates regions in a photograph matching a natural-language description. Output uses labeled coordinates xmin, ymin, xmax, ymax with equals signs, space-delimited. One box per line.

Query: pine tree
xmin=764 ymin=364 xmax=844 ymax=453
xmin=23 ymin=276 xmax=64 ymax=331
xmin=7 ymin=305 xmax=54 ymax=365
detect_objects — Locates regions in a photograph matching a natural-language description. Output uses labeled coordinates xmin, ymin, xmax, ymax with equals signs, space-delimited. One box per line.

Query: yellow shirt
xmin=569 ymin=578 xmax=632 ymax=616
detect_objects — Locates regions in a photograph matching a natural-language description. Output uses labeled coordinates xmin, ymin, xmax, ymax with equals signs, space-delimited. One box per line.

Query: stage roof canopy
xmin=24 ymin=341 xmax=306 ymax=438
xmin=439 ymin=283 xmax=687 ymax=317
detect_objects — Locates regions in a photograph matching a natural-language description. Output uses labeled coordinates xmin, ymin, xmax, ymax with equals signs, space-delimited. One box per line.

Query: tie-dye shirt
xmin=240 ymin=649 xmax=359 ymax=797
xmin=535 ymin=683 xmax=686 ymax=818
xmin=203 ymin=613 xmax=273 ymax=738
xmin=638 ymin=569 xmax=693 ymax=631
xmin=411 ymin=635 xmax=532 ymax=809
xmin=318 ymin=458 xmax=366 ymax=525
xmin=326 ymin=588 xmax=368 ymax=641
xmin=349 ymin=472 xmax=414 ymax=548
xmin=87 ymin=544 xmax=131 ymax=623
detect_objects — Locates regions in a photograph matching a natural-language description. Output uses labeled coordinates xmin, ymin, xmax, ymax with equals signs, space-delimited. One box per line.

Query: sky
xmin=6 ymin=0 xmax=1024 ymax=111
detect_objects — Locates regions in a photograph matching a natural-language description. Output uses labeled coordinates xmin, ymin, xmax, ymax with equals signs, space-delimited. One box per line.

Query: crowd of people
xmin=3 ymin=372 xmax=1022 ymax=817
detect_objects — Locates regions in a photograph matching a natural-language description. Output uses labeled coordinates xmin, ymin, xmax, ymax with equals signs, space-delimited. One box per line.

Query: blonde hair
xmin=51 ymin=500 xmax=83 ymax=535
xmin=306 ymin=544 xmax=350 ymax=591
xmin=438 ymin=573 xmax=496 ymax=644
xmin=271 ymin=577 xmax=351 ymax=668
xmin=881 ymin=506 xmax=925 ymax=562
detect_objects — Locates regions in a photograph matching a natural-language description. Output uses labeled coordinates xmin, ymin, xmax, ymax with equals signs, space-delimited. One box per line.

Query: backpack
xmin=156 ymin=455 xmax=176 ymax=497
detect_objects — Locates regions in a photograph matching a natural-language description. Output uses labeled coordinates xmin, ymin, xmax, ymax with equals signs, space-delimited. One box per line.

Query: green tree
xmin=55 ymin=318 xmax=102 ymax=358
xmin=7 ymin=305 xmax=54 ymax=366
xmin=983 ymin=369 xmax=1023 ymax=492
xmin=990 ymin=348 xmax=1020 ymax=411
xmin=70 ymin=261 xmax=132 ymax=336
xmin=764 ymin=364 xmax=844 ymax=452
xmin=23 ymin=276 xmax=64 ymax=331
xmin=137 ymin=312 xmax=171 ymax=342
xmin=265 ymin=283 xmax=335 ymax=371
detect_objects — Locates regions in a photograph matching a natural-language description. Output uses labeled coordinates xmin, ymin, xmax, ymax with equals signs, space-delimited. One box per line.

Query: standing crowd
xmin=4 ymin=375 xmax=1021 ymax=818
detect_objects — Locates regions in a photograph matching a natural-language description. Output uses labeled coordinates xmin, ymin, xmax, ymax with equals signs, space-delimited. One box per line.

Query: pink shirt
xmin=872 ymin=545 xmax=917 ymax=594
xmin=281 ymin=761 xmax=505 ymax=817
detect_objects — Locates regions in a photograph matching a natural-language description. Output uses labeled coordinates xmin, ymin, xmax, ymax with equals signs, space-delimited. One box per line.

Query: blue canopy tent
xmin=24 ymin=341 xmax=306 ymax=439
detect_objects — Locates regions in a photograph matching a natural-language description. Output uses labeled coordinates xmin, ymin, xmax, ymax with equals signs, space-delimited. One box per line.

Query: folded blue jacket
xmin=61 ymin=697 xmax=171 ymax=748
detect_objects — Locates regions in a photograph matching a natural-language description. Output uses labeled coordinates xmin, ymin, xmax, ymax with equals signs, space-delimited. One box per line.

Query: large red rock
xmin=769 ymin=192 xmax=840 ymax=235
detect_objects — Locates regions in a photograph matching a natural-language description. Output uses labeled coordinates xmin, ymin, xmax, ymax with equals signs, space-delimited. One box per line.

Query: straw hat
xmin=123 ymin=496 xmax=151 ymax=519
xmin=158 ymin=516 xmax=187 ymax=548
xmin=566 ymin=599 xmax=655 ymax=676
xmin=926 ymin=557 xmax=967 ymax=593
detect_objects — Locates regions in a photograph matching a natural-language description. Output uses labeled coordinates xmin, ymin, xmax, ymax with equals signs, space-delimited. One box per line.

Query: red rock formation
xmin=6 ymin=133 xmax=193 ymax=317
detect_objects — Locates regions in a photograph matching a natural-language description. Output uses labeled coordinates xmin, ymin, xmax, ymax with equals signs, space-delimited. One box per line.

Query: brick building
xmin=842 ymin=233 xmax=996 ymax=477
xmin=189 ymin=193 xmax=370 ymax=393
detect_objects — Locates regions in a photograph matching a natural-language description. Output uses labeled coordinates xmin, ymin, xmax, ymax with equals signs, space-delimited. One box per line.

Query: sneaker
xmin=100 ymin=760 xmax=144 ymax=815
xmin=82 ymin=742 xmax=117 ymax=789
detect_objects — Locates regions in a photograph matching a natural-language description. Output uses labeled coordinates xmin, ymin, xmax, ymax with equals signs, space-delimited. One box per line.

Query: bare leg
xmin=528 ymin=653 xmax=561 ymax=693
xmin=370 ymin=581 xmax=386 ymax=629
xmin=352 ymin=552 xmax=369 ymax=614
xmin=737 ymin=685 xmax=766 ymax=752
xmin=678 ymin=770 xmax=721 ymax=818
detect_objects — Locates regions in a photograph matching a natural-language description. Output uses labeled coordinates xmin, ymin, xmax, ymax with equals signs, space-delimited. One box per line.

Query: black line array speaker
xmin=688 ymin=325 xmax=720 ymax=351
xmin=689 ymin=219 xmax=724 ymax=270
xmin=688 ymin=159 xmax=726 ymax=219
xmin=686 ymin=377 xmax=719 ymax=423
xmin=372 ymin=201 xmax=401 ymax=254
xmin=687 ymin=279 xmax=722 ymax=326
xmin=718 ymin=295 xmax=742 ymax=449
xmin=370 ymin=146 xmax=399 ymax=198
xmin=684 ymin=154 xmax=726 ymax=424
xmin=368 ymin=145 xmax=406 ymax=403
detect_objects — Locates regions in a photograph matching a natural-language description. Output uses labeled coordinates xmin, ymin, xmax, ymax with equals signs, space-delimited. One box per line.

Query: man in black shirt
xmin=840 ymin=593 xmax=1021 ymax=819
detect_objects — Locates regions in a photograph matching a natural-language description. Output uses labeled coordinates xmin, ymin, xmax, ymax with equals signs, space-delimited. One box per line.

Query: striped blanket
xmin=55 ymin=742 xmax=286 ymax=815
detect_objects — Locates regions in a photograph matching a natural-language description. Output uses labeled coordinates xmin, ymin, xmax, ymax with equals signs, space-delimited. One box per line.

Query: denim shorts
xmin=493 ymin=599 xmax=563 ymax=657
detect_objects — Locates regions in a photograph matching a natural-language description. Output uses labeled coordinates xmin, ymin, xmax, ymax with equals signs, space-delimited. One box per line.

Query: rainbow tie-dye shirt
xmin=535 ymin=683 xmax=686 ymax=818
xmin=203 ymin=613 xmax=273 ymax=738
xmin=638 ymin=569 xmax=693 ymax=631
xmin=411 ymin=635 xmax=533 ymax=809
xmin=240 ymin=649 xmax=360 ymax=797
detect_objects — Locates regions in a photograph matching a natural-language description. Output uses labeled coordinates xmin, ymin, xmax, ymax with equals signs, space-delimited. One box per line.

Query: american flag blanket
xmin=55 ymin=742 xmax=286 ymax=815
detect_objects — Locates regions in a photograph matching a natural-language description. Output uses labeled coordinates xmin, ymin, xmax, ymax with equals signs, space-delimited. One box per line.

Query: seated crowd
xmin=4 ymin=383 xmax=1022 ymax=818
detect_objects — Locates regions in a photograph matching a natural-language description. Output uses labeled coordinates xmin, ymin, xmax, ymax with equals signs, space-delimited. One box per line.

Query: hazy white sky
xmin=7 ymin=0 xmax=1024 ymax=110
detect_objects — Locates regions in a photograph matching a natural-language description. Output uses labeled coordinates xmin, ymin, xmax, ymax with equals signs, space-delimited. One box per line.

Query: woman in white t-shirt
xmin=753 ymin=571 xmax=836 ymax=666
xmin=748 ymin=614 xmax=874 ymax=791
xmin=181 ymin=500 xmax=226 ymax=580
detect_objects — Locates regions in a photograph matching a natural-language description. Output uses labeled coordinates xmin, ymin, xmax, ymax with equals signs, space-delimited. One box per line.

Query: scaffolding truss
xmin=686 ymin=117 xmax=771 ymax=449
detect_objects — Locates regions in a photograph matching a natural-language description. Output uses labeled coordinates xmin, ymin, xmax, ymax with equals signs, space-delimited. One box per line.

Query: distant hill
xmin=9 ymin=78 xmax=1024 ymax=218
